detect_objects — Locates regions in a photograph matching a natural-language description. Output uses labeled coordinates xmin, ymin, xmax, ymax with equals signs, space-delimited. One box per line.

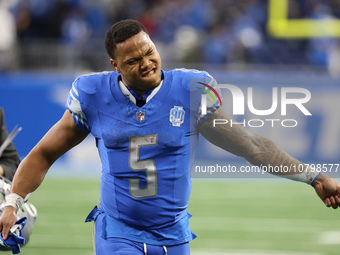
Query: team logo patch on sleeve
xmin=169 ymin=106 xmax=185 ymax=127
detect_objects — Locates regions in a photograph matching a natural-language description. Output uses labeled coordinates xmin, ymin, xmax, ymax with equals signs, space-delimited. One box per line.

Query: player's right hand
xmin=0 ymin=206 xmax=18 ymax=240
xmin=312 ymin=175 xmax=340 ymax=209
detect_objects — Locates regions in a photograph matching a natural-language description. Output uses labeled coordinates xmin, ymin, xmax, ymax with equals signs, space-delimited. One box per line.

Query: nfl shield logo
xmin=169 ymin=106 xmax=185 ymax=127
xmin=136 ymin=111 xmax=145 ymax=122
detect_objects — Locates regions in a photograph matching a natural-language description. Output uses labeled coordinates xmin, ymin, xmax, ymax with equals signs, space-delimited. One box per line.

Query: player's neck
xmin=121 ymin=80 xmax=162 ymax=97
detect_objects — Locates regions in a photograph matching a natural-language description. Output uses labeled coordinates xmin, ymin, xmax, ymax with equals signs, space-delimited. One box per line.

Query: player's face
xmin=110 ymin=31 xmax=162 ymax=94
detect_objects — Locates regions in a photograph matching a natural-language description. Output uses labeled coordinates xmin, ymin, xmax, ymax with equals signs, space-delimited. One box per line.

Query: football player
xmin=0 ymin=20 xmax=339 ymax=255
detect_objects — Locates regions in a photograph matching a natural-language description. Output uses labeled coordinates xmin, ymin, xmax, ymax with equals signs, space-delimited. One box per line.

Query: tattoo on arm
xmin=199 ymin=108 xmax=304 ymax=175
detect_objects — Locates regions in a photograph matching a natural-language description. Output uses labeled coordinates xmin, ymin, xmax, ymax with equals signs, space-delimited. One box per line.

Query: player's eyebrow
xmin=124 ymin=57 xmax=142 ymax=65
xmin=124 ymin=47 xmax=154 ymax=65
xmin=145 ymin=47 xmax=153 ymax=55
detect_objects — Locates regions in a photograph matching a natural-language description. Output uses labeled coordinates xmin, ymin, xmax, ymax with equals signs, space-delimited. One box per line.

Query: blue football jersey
xmin=66 ymin=68 xmax=220 ymax=245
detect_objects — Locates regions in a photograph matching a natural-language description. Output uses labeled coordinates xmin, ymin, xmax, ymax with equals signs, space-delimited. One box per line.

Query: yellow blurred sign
xmin=267 ymin=0 xmax=340 ymax=38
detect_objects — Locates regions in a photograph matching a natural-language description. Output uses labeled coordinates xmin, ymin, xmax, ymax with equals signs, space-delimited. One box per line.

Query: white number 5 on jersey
xmin=129 ymin=135 xmax=158 ymax=198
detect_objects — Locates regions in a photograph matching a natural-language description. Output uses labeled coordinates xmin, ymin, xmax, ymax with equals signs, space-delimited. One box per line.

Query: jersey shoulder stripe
xmin=65 ymin=71 xmax=115 ymax=132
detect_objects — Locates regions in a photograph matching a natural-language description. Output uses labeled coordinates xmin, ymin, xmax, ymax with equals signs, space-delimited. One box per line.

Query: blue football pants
xmin=94 ymin=213 xmax=190 ymax=255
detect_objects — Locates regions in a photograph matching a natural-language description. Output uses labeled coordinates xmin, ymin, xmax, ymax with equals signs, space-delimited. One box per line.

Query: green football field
xmin=16 ymin=177 xmax=340 ymax=255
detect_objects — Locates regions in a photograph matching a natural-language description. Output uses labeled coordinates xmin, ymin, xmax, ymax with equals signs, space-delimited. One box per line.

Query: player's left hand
xmin=312 ymin=174 xmax=340 ymax=209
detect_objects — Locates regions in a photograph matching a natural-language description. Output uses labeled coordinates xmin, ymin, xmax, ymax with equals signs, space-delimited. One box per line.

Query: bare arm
xmin=199 ymin=108 xmax=304 ymax=172
xmin=0 ymin=110 xmax=88 ymax=239
xmin=11 ymin=110 xmax=88 ymax=198
xmin=199 ymin=108 xmax=340 ymax=208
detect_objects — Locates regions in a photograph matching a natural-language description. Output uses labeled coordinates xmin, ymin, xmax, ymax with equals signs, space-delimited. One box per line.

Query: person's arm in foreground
xmin=199 ymin=108 xmax=340 ymax=209
xmin=0 ymin=110 xmax=88 ymax=239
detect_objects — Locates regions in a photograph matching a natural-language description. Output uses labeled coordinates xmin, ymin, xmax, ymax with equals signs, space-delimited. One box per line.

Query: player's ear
xmin=110 ymin=59 xmax=120 ymax=73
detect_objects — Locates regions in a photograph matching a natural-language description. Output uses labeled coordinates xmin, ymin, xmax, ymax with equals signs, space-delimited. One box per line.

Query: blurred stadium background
xmin=0 ymin=0 xmax=340 ymax=254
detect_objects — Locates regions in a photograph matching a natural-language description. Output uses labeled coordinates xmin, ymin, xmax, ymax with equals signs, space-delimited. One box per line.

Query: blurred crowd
xmin=1 ymin=0 xmax=340 ymax=73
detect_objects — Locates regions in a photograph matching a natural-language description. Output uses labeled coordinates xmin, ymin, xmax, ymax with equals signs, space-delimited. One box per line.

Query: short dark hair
xmin=105 ymin=19 xmax=149 ymax=59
